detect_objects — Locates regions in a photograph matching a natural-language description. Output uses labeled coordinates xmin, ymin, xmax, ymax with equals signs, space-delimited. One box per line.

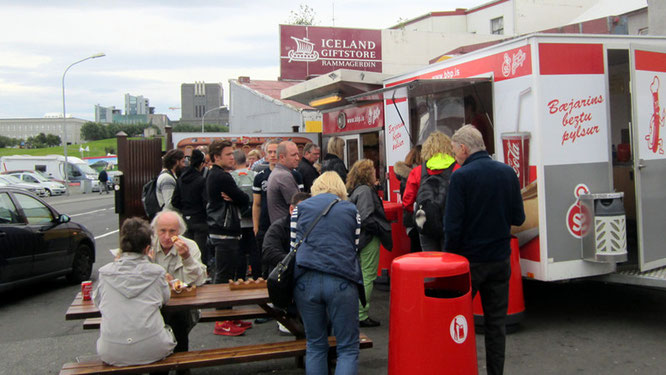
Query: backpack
xmin=142 ymin=171 xmax=166 ymax=220
xmin=414 ymin=163 xmax=454 ymax=238
xmin=231 ymin=169 xmax=255 ymax=218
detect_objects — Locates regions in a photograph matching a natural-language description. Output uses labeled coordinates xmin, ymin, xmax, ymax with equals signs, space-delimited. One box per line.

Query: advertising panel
xmin=633 ymin=49 xmax=666 ymax=160
xmin=323 ymin=102 xmax=383 ymax=134
xmin=280 ymin=25 xmax=382 ymax=80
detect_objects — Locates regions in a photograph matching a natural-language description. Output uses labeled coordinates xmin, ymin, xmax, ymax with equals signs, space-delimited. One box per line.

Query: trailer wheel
xmin=67 ymin=244 xmax=93 ymax=283
xmin=45 ymin=189 xmax=52 ymax=197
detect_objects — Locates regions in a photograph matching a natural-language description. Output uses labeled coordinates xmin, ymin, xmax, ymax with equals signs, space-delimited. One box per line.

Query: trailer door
xmin=629 ymin=44 xmax=666 ymax=272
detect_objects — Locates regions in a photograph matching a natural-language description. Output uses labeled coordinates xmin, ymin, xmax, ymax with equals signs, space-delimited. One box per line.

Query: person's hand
xmin=221 ymin=192 xmax=233 ymax=202
xmin=172 ymin=236 xmax=191 ymax=260
xmin=165 ymin=273 xmax=174 ymax=283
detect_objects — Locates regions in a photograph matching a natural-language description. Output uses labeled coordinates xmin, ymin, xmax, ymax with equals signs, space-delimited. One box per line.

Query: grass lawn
xmin=0 ymin=137 xmax=163 ymax=158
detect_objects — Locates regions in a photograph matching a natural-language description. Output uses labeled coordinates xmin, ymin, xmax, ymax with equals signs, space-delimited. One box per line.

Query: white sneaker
xmin=278 ymin=322 xmax=292 ymax=336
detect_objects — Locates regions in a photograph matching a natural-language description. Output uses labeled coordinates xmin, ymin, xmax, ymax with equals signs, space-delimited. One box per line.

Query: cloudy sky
xmin=0 ymin=0 xmax=489 ymax=121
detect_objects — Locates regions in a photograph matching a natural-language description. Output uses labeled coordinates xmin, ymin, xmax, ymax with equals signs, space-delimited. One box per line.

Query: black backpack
xmin=142 ymin=171 xmax=167 ymax=220
xmin=414 ymin=163 xmax=454 ymax=238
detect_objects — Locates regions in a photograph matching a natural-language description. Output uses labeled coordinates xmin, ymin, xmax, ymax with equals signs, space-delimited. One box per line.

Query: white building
xmin=0 ymin=117 xmax=87 ymax=144
xmin=229 ymin=77 xmax=322 ymax=133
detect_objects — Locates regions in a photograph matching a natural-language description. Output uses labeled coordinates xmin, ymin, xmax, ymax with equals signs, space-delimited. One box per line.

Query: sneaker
xmin=359 ymin=318 xmax=381 ymax=328
xmin=232 ymin=320 xmax=252 ymax=329
xmin=278 ymin=322 xmax=292 ymax=336
xmin=214 ymin=320 xmax=247 ymax=336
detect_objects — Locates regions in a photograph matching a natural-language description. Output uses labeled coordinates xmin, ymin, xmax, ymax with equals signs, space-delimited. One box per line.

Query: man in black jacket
xmin=172 ymin=149 xmax=209 ymax=270
xmin=262 ymin=192 xmax=310 ymax=273
xmin=444 ymin=125 xmax=525 ymax=375
xmin=296 ymin=143 xmax=320 ymax=193
xmin=206 ymin=140 xmax=249 ymax=284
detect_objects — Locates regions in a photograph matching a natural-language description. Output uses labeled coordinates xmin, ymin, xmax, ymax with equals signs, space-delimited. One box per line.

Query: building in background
xmin=228 ymin=76 xmax=322 ymax=133
xmin=124 ymin=94 xmax=151 ymax=115
xmin=0 ymin=117 xmax=87 ymax=144
xmin=180 ymin=81 xmax=229 ymax=126
xmin=94 ymin=105 xmax=120 ymax=124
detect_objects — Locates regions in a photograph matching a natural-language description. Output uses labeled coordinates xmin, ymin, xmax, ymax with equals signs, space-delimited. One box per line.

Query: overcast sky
xmin=0 ymin=0 xmax=489 ymax=121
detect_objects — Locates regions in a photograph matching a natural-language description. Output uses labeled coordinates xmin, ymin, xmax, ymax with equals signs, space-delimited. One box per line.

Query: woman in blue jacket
xmin=292 ymin=171 xmax=363 ymax=375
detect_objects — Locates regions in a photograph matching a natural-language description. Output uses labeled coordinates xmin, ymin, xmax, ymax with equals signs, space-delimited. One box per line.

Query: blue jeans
xmin=294 ymin=270 xmax=360 ymax=375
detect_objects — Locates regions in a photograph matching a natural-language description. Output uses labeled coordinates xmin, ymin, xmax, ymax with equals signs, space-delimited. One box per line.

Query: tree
xmin=287 ymin=4 xmax=317 ymax=25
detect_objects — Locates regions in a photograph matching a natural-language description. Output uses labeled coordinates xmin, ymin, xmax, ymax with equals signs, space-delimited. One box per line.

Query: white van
xmin=0 ymin=155 xmax=101 ymax=192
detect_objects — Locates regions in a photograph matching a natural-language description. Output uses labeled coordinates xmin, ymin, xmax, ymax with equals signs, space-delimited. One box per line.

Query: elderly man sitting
xmin=150 ymin=210 xmax=207 ymax=360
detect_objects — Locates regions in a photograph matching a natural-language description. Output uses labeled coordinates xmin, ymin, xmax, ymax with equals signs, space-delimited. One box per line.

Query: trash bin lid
xmin=393 ymin=252 xmax=469 ymax=277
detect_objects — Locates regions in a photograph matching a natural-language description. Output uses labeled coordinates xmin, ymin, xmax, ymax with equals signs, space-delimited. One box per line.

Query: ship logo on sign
xmin=450 ymin=315 xmax=468 ymax=344
xmin=288 ymin=36 xmax=319 ymax=62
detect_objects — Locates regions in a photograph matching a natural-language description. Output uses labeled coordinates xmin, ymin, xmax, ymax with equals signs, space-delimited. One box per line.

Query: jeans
xmin=211 ymin=238 xmax=240 ymax=283
xmin=294 ymin=270 xmax=360 ymax=375
xmin=184 ymin=219 xmax=208 ymax=265
xmin=237 ymin=227 xmax=261 ymax=279
xmin=358 ymin=236 xmax=380 ymax=321
xmin=470 ymin=258 xmax=511 ymax=375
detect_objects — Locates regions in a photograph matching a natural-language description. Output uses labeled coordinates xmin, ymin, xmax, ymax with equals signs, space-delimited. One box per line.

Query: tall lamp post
xmin=201 ymin=105 xmax=227 ymax=133
xmin=62 ymin=53 xmax=105 ymax=194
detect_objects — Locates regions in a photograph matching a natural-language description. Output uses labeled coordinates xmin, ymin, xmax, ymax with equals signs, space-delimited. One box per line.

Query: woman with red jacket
xmin=402 ymin=131 xmax=459 ymax=251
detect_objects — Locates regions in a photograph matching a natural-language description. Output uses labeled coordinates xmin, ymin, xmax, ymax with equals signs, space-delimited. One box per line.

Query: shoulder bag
xmin=267 ymin=198 xmax=340 ymax=309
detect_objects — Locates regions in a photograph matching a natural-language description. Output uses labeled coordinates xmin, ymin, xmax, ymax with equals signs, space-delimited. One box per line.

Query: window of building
xmin=491 ymin=17 xmax=504 ymax=35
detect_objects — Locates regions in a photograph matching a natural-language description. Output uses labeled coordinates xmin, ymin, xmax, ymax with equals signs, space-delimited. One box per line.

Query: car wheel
xmin=45 ymin=189 xmax=52 ymax=197
xmin=66 ymin=244 xmax=93 ymax=283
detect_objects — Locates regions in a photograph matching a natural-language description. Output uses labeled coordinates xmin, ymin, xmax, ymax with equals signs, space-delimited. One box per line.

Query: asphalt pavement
xmin=0 ymin=191 xmax=665 ymax=374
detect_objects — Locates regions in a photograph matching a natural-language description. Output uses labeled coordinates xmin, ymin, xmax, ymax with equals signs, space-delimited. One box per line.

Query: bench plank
xmin=83 ymin=307 xmax=270 ymax=330
xmin=60 ymin=334 xmax=372 ymax=374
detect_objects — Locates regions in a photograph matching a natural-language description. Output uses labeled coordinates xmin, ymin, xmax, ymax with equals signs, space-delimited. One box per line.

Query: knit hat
xmin=190 ymin=149 xmax=205 ymax=168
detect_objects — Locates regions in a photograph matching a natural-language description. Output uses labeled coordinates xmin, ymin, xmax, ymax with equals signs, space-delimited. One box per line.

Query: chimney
xmin=238 ymin=76 xmax=250 ymax=84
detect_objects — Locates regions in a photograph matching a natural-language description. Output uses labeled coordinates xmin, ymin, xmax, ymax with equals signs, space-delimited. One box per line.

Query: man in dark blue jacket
xmin=444 ymin=125 xmax=525 ymax=375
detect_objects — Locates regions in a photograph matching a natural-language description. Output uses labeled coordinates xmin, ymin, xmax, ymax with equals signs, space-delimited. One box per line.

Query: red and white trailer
xmin=360 ymin=34 xmax=666 ymax=285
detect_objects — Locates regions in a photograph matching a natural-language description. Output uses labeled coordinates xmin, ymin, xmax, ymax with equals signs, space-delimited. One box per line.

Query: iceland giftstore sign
xmin=280 ymin=25 xmax=382 ymax=80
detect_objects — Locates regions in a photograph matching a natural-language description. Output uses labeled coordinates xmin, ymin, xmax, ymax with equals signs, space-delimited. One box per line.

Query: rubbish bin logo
xmin=450 ymin=315 xmax=468 ymax=344
xmin=566 ymin=184 xmax=591 ymax=238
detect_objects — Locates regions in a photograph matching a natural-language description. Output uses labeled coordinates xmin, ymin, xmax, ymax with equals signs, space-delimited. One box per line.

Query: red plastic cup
xmin=81 ymin=281 xmax=93 ymax=301
xmin=501 ymin=132 xmax=531 ymax=189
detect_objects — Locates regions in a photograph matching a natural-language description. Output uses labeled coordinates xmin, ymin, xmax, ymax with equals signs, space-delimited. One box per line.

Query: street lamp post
xmin=62 ymin=53 xmax=105 ymax=194
xmin=201 ymin=105 xmax=227 ymax=133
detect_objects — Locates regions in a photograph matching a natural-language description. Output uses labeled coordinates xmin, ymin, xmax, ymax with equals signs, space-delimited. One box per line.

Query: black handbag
xmin=206 ymin=201 xmax=241 ymax=233
xmin=267 ymin=198 xmax=340 ymax=309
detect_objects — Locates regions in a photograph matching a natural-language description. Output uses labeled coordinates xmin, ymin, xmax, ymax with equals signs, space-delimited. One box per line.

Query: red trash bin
xmin=376 ymin=202 xmax=411 ymax=283
xmin=389 ymin=252 xmax=477 ymax=375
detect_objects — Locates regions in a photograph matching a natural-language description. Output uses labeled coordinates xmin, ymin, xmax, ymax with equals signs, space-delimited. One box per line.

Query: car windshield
xmin=34 ymin=170 xmax=52 ymax=180
xmin=29 ymin=173 xmax=49 ymax=182
xmin=76 ymin=163 xmax=98 ymax=175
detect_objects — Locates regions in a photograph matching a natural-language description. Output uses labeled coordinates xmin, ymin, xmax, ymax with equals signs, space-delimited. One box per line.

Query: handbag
xmin=267 ymin=198 xmax=340 ymax=309
xmin=206 ymin=201 xmax=241 ymax=233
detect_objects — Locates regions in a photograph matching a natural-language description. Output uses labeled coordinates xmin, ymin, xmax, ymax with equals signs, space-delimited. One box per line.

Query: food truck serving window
xmin=349 ymin=78 xmax=493 ymax=147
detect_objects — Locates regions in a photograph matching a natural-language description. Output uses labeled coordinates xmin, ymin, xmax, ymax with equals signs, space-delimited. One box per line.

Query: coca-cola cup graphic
xmin=501 ymin=132 xmax=531 ymax=189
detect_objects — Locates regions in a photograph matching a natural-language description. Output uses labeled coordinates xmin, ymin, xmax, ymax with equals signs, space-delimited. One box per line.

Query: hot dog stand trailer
xmin=346 ymin=33 xmax=666 ymax=286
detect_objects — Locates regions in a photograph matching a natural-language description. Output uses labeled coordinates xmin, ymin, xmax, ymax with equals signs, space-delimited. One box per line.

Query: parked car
xmin=0 ymin=175 xmax=46 ymax=197
xmin=2 ymin=171 xmax=67 ymax=196
xmin=0 ymin=187 xmax=96 ymax=292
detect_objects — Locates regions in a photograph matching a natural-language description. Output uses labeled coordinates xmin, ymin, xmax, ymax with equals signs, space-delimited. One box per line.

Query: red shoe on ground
xmin=214 ymin=320 xmax=247 ymax=336
xmin=232 ymin=320 xmax=252 ymax=329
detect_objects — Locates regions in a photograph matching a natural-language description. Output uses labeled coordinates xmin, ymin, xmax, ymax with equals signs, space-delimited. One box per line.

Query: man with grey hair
xmin=266 ymin=141 xmax=301 ymax=222
xmin=151 ymin=210 xmax=207 ymax=359
xmin=297 ymin=142 xmax=320 ymax=193
xmin=444 ymin=124 xmax=525 ymax=375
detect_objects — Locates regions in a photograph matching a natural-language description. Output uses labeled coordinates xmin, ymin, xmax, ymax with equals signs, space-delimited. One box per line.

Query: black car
xmin=0 ymin=187 xmax=95 ymax=292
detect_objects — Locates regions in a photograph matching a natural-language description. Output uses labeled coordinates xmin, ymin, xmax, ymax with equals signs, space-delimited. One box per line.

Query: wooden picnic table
xmin=66 ymin=283 xmax=304 ymax=337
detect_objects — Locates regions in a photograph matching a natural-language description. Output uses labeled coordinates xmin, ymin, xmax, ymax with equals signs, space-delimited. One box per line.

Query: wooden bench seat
xmin=60 ymin=334 xmax=373 ymax=374
xmin=82 ymin=306 xmax=270 ymax=330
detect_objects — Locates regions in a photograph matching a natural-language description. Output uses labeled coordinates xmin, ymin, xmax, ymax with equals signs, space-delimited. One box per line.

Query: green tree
xmin=287 ymin=4 xmax=317 ymax=25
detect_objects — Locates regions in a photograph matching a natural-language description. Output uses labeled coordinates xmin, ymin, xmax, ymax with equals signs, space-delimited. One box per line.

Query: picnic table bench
xmin=64 ymin=283 xmax=373 ymax=373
